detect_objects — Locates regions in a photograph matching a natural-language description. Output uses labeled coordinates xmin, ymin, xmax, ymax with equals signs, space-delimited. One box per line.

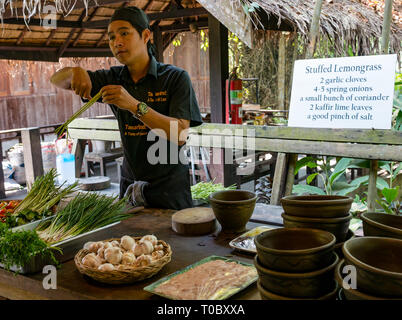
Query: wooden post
xmin=0 ymin=140 xmax=5 ymax=199
xmin=367 ymin=160 xmax=379 ymax=212
xmin=270 ymin=153 xmax=287 ymax=205
xmin=72 ymin=139 xmax=86 ymax=178
xmin=284 ymin=154 xmax=298 ymax=196
xmin=277 ymin=32 xmax=286 ymax=109
xmin=21 ymin=128 xmax=43 ymax=190
xmin=381 ymin=0 xmax=394 ymax=53
xmin=306 ymin=0 xmax=324 ymax=59
xmin=208 ymin=14 xmax=228 ymax=124
xmin=154 ymin=25 xmax=164 ymax=63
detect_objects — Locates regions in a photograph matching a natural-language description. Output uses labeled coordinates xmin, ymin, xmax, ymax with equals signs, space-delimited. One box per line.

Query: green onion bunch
xmin=13 ymin=169 xmax=78 ymax=217
xmin=36 ymin=193 xmax=130 ymax=244
xmin=191 ymin=181 xmax=236 ymax=201
xmin=55 ymin=91 xmax=102 ymax=136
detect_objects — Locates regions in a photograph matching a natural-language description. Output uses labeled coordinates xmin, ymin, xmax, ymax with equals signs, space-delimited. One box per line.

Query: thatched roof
xmin=0 ymin=0 xmax=400 ymax=61
xmin=238 ymin=0 xmax=401 ymax=56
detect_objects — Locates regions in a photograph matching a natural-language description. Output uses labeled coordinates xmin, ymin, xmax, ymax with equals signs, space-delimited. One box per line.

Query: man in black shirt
xmin=50 ymin=6 xmax=203 ymax=210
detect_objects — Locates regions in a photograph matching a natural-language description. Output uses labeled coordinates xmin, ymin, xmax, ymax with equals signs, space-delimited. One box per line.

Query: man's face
xmin=108 ymin=20 xmax=149 ymax=64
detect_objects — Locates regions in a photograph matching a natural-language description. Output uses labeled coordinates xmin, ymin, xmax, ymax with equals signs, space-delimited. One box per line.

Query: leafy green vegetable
xmin=191 ymin=181 xmax=236 ymax=201
xmin=0 ymin=223 xmax=60 ymax=273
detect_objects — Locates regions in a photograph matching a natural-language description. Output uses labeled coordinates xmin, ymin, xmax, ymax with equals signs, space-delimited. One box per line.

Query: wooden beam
xmin=158 ymin=20 xmax=208 ymax=33
xmin=143 ymin=0 xmax=154 ymax=11
xmin=208 ymin=14 xmax=228 ymax=124
xmin=57 ymin=10 xmax=87 ymax=58
xmin=21 ymin=128 xmax=44 ymax=190
xmin=16 ymin=26 xmax=28 ymax=45
xmin=3 ymin=18 xmax=81 ymax=28
xmin=82 ymin=7 xmax=208 ymax=29
xmin=153 ymin=25 xmax=163 ymax=63
xmin=45 ymin=16 xmax=64 ymax=46
xmin=72 ymin=8 xmax=99 ymax=47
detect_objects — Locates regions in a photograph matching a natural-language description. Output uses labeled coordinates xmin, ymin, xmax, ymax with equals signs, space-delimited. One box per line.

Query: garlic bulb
xmin=151 ymin=250 xmax=164 ymax=261
xmin=121 ymin=252 xmax=136 ymax=265
xmin=103 ymin=242 xmax=113 ymax=250
xmin=82 ymin=253 xmax=102 ymax=268
xmin=111 ymin=240 xmax=120 ymax=247
xmin=83 ymin=241 xmax=95 ymax=251
xmin=120 ymin=236 xmax=135 ymax=251
xmin=154 ymin=244 xmax=164 ymax=251
xmin=87 ymin=241 xmax=103 ymax=253
xmin=104 ymin=247 xmax=122 ymax=265
xmin=140 ymin=235 xmax=158 ymax=246
xmin=98 ymin=263 xmax=115 ymax=272
xmin=134 ymin=240 xmax=154 ymax=256
xmin=135 ymin=254 xmax=152 ymax=267
xmin=97 ymin=247 xmax=105 ymax=260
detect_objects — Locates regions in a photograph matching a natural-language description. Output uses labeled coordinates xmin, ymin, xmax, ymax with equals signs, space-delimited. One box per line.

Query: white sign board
xmin=288 ymin=54 xmax=397 ymax=129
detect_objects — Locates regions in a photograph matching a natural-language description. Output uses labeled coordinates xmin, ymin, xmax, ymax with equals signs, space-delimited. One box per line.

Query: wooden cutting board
xmin=78 ymin=176 xmax=111 ymax=191
xmin=172 ymin=207 xmax=217 ymax=236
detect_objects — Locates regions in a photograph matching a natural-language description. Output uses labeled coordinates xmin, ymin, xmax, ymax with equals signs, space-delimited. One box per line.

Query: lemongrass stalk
xmin=55 ymin=91 xmax=103 ymax=136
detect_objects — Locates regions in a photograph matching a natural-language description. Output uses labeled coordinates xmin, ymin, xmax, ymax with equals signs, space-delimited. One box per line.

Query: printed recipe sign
xmin=288 ymin=54 xmax=397 ymax=129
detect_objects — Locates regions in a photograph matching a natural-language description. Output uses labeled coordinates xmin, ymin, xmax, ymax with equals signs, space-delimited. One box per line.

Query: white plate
xmin=229 ymin=226 xmax=275 ymax=254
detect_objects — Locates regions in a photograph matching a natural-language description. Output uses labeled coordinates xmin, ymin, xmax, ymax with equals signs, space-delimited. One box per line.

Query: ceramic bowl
xmin=361 ymin=212 xmax=402 ymax=240
xmin=342 ymin=237 xmax=402 ymax=297
xmin=254 ymin=252 xmax=339 ymax=299
xmin=333 ymin=229 xmax=355 ymax=259
xmin=282 ymin=212 xmax=352 ymax=242
xmin=258 ymin=279 xmax=338 ymax=300
xmin=335 ymin=259 xmax=402 ymax=300
xmin=254 ymin=227 xmax=336 ymax=272
xmin=280 ymin=195 xmax=353 ymax=218
xmin=209 ymin=190 xmax=257 ymax=233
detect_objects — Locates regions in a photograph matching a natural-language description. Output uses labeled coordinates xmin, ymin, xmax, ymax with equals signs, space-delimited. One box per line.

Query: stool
xmin=83 ymin=148 xmax=123 ymax=178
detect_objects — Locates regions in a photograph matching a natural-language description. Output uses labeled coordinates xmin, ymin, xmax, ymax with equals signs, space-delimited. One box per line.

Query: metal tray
xmin=0 ymin=221 xmax=120 ymax=274
xmin=144 ymin=255 xmax=258 ymax=300
xmin=11 ymin=215 xmax=54 ymax=232
xmin=229 ymin=226 xmax=275 ymax=254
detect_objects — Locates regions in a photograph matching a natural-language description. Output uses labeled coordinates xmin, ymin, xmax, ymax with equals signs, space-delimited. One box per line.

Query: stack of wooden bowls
xmin=361 ymin=212 xmax=402 ymax=239
xmin=281 ymin=195 xmax=353 ymax=258
xmin=336 ymin=237 xmax=402 ymax=300
xmin=254 ymin=228 xmax=339 ymax=300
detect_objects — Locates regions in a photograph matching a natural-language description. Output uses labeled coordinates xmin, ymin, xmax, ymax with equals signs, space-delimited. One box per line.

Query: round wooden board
xmin=172 ymin=207 xmax=217 ymax=236
xmin=78 ymin=176 xmax=111 ymax=191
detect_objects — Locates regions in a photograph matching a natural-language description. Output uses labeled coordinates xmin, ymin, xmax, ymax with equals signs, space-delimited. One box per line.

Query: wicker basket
xmin=74 ymin=237 xmax=172 ymax=284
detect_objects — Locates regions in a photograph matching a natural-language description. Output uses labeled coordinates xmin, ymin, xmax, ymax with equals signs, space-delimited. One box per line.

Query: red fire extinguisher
xmin=225 ymin=67 xmax=243 ymax=124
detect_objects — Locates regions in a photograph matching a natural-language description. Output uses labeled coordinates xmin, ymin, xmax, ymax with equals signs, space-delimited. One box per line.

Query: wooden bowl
xmin=254 ymin=252 xmax=339 ymax=299
xmin=282 ymin=213 xmax=352 ymax=243
xmin=257 ymin=279 xmax=338 ymax=300
xmin=361 ymin=212 xmax=402 ymax=240
xmin=342 ymin=237 xmax=402 ymax=297
xmin=209 ymin=190 xmax=257 ymax=233
xmin=254 ymin=228 xmax=336 ymax=272
xmin=335 ymin=259 xmax=402 ymax=300
xmin=280 ymin=195 xmax=353 ymax=218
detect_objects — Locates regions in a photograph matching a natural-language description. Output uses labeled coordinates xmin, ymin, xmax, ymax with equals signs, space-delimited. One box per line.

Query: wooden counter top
xmin=0 ymin=207 xmax=269 ymax=300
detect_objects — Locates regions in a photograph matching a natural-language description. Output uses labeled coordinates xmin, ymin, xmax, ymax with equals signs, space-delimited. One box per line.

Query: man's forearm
xmin=50 ymin=67 xmax=74 ymax=89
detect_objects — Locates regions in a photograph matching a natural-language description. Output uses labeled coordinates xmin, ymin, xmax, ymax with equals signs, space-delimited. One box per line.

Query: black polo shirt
xmin=86 ymin=56 xmax=202 ymax=209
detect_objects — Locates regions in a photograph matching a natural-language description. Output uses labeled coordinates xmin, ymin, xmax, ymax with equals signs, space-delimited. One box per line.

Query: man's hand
xmin=100 ymin=85 xmax=139 ymax=113
xmin=71 ymin=67 xmax=92 ymax=99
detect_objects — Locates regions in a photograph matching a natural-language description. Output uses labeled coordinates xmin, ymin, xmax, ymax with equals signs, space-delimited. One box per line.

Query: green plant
xmin=375 ymin=161 xmax=401 ymax=215
xmin=292 ymin=157 xmax=368 ymax=196
xmin=0 ymin=223 xmax=60 ymax=273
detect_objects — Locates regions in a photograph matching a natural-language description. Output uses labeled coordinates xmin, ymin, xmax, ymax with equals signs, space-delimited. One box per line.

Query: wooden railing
xmin=64 ymin=118 xmax=402 ymax=211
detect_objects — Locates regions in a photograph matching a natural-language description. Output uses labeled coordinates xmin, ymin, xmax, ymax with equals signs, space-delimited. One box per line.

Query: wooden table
xmin=0 ymin=208 xmax=269 ymax=300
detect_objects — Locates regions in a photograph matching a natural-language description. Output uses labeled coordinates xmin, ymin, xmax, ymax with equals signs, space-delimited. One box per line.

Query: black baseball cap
xmin=109 ymin=6 xmax=150 ymax=31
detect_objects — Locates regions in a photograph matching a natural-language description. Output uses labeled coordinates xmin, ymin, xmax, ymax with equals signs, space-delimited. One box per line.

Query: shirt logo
xmin=124 ymin=124 xmax=148 ymax=136
xmin=147 ymin=91 xmax=167 ymax=103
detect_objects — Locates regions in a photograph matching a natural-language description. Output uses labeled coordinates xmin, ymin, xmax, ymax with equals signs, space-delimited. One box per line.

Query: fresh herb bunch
xmin=191 ymin=181 xmax=236 ymax=201
xmin=9 ymin=169 xmax=78 ymax=228
xmin=36 ymin=193 xmax=130 ymax=244
xmin=55 ymin=91 xmax=102 ymax=136
xmin=0 ymin=223 xmax=60 ymax=273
